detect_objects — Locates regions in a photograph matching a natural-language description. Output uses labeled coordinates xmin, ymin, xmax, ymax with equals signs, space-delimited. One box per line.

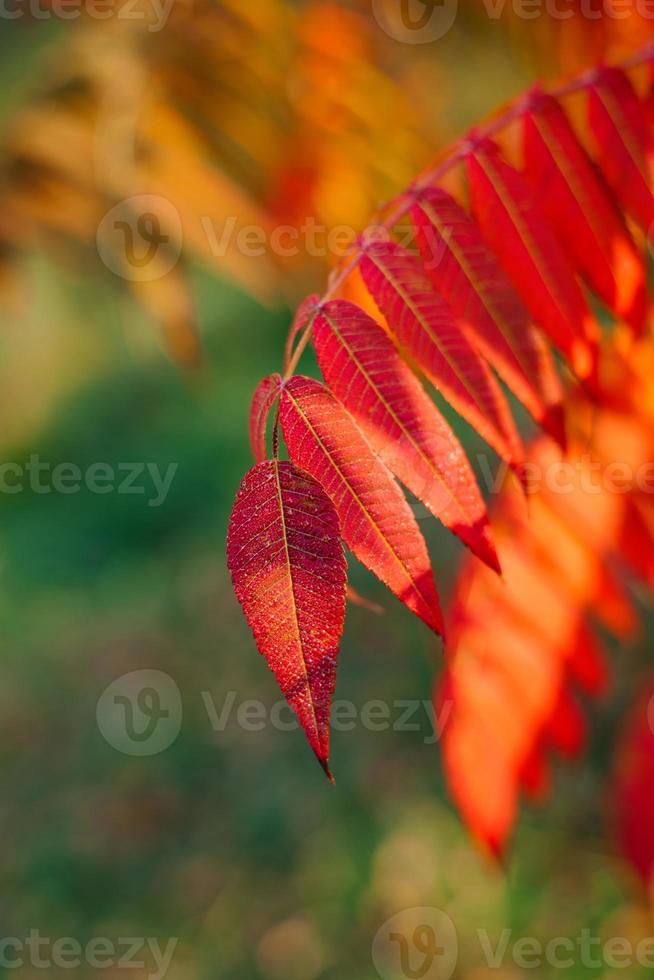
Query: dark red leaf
xmin=227 ymin=458 xmax=346 ymax=778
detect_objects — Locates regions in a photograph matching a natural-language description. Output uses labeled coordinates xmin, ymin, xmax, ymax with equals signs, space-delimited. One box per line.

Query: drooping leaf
xmin=465 ymin=137 xmax=598 ymax=380
xmin=249 ymin=373 xmax=282 ymax=464
xmin=410 ymin=186 xmax=565 ymax=443
xmin=359 ymin=239 xmax=524 ymax=468
xmin=588 ymin=66 xmax=654 ymax=232
xmin=312 ymin=299 xmax=500 ymax=572
xmin=284 ymin=294 xmax=320 ymax=373
xmin=279 ymin=375 xmax=443 ymax=634
xmin=523 ymin=90 xmax=647 ymax=333
xmin=227 ymin=458 xmax=347 ymax=778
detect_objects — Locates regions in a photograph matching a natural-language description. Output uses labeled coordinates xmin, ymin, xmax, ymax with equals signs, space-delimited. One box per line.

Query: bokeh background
xmin=0 ymin=2 xmax=654 ymax=978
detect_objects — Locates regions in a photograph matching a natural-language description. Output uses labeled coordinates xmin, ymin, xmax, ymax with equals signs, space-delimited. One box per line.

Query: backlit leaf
xmin=249 ymin=374 xmax=282 ymax=464
xmin=279 ymin=375 xmax=443 ymax=634
xmin=523 ymin=90 xmax=647 ymax=333
xmin=588 ymin=66 xmax=654 ymax=232
xmin=313 ymin=299 xmax=500 ymax=571
xmin=359 ymin=239 xmax=524 ymax=468
xmin=227 ymin=458 xmax=346 ymax=778
xmin=466 ymin=138 xmax=598 ymax=379
xmin=410 ymin=186 xmax=565 ymax=442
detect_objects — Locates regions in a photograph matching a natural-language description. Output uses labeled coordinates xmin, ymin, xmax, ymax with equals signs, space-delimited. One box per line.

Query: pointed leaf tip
xmin=227 ymin=458 xmax=346 ymax=774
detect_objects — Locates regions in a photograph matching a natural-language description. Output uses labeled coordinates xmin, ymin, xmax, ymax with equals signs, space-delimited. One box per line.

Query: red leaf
xmin=279 ymin=375 xmax=443 ymax=634
xmin=465 ymin=138 xmax=598 ymax=380
xmin=566 ymin=622 xmax=609 ymax=698
xmin=284 ymin=294 xmax=320 ymax=373
xmin=313 ymin=299 xmax=500 ymax=572
xmin=612 ymin=679 xmax=654 ymax=889
xmin=227 ymin=458 xmax=346 ymax=778
xmin=588 ymin=66 xmax=654 ymax=232
xmin=520 ymin=745 xmax=551 ymax=803
xmin=523 ymin=91 xmax=647 ymax=333
xmin=544 ymin=688 xmax=586 ymax=758
xmin=411 ymin=187 xmax=565 ymax=443
xmin=359 ymin=239 xmax=524 ymax=468
xmin=249 ymin=373 xmax=281 ymax=464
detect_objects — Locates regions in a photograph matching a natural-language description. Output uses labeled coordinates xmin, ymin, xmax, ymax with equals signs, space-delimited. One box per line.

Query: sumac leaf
xmin=313 ymin=299 xmax=500 ymax=572
xmin=359 ymin=239 xmax=523 ymax=468
xmin=466 ymin=138 xmax=598 ymax=380
xmin=227 ymin=458 xmax=346 ymax=778
xmin=249 ymin=373 xmax=281 ymax=464
xmin=284 ymin=294 xmax=320 ymax=373
xmin=523 ymin=90 xmax=647 ymax=333
xmin=410 ymin=187 xmax=565 ymax=444
xmin=588 ymin=66 xmax=654 ymax=232
xmin=280 ymin=375 xmax=444 ymax=634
